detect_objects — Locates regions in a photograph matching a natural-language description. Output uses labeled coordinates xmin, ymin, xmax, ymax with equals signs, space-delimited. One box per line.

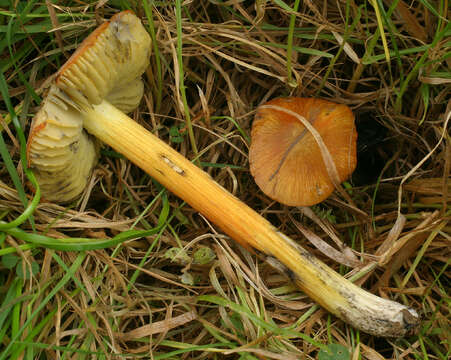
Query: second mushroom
xmin=250 ymin=97 xmax=357 ymax=206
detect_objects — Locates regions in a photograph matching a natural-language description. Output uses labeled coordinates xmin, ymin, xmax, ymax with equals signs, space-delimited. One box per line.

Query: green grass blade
xmin=0 ymin=252 xmax=87 ymax=360
xmin=175 ymin=0 xmax=199 ymax=161
xmin=1 ymin=189 xmax=168 ymax=250
xmin=0 ymin=244 xmax=36 ymax=256
xmin=197 ymin=295 xmax=326 ymax=349
xmin=10 ymin=289 xmax=84 ymax=358
xmin=394 ymin=5 xmax=448 ymax=111
xmin=6 ymin=17 xmax=40 ymax=104
xmin=369 ymin=0 xmax=390 ymax=63
xmin=0 ymin=71 xmax=41 ymax=228
xmin=377 ymin=0 xmax=403 ymax=82
xmin=272 ymin=0 xmax=296 ymax=13
xmin=12 ymin=342 xmax=105 ymax=357
xmin=153 ymin=343 xmax=233 ymax=359
xmin=260 ymin=41 xmax=334 ymax=58
xmin=362 ymin=45 xmax=429 ymax=64
xmin=210 ymin=116 xmax=250 ymax=143
xmin=0 ymin=278 xmax=21 ymax=336
xmin=0 ymin=172 xmax=40 ymax=230
xmin=0 ymin=133 xmax=26 ymax=205
xmin=142 ymin=0 xmax=163 ymax=111
xmin=3 ymin=224 xmax=164 ymax=251
xmin=10 ymin=279 xmax=23 ymax=356
xmin=0 ymin=74 xmax=28 ymax=207
xmin=51 ymin=252 xmax=88 ymax=295
xmin=418 ymin=0 xmax=442 ymax=17
xmin=286 ymin=0 xmax=300 ymax=86
xmin=317 ymin=2 xmax=360 ymax=93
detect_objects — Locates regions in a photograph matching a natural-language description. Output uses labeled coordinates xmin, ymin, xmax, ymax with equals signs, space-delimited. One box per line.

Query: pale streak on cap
xmin=27 ymin=11 xmax=151 ymax=202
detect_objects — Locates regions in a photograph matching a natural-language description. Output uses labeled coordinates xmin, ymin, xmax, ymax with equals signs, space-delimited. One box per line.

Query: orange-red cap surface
xmin=249 ymin=97 xmax=357 ymax=206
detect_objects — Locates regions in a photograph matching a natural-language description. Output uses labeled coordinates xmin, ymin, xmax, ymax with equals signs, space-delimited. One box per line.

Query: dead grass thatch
xmin=0 ymin=1 xmax=449 ymax=359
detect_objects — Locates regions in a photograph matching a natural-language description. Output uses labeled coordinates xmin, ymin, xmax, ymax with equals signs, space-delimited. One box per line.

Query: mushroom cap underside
xmin=56 ymin=10 xmax=151 ymax=110
xmin=249 ymin=97 xmax=357 ymax=206
xmin=27 ymin=11 xmax=151 ymax=202
xmin=27 ymin=86 xmax=98 ymax=202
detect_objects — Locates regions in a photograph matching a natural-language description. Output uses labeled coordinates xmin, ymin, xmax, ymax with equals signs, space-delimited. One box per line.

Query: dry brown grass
xmin=0 ymin=1 xmax=450 ymax=359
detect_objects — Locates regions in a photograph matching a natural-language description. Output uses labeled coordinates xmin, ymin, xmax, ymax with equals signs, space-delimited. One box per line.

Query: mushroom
xmin=249 ymin=97 xmax=357 ymax=206
xmin=26 ymin=11 xmax=419 ymax=337
xmin=27 ymin=11 xmax=150 ymax=201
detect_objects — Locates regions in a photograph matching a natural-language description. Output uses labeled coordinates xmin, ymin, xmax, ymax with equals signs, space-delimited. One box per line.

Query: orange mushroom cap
xmin=249 ymin=97 xmax=357 ymax=206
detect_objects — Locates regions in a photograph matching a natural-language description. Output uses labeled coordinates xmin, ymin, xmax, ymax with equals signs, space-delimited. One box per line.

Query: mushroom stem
xmin=83 ymin=100 xmax=419 ymax=337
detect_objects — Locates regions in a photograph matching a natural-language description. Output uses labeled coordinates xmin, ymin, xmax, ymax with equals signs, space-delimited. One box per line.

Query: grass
xmin=0 ymin=0 xmax=450 ymax=359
